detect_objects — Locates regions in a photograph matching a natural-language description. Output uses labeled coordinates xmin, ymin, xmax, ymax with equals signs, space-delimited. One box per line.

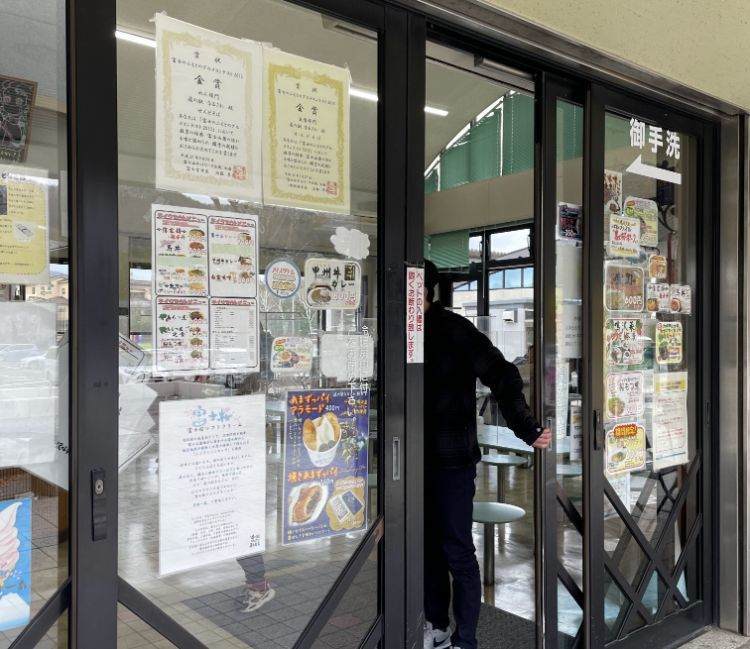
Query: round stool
xmin=472 ymin=501 xmax=525 ymax=586
xmin=480 ymin=454 xmax=527 ymax=502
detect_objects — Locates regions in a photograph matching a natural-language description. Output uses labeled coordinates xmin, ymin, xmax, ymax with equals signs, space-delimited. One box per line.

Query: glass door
xmin=587 ymin=85 xmax=714 ymax=648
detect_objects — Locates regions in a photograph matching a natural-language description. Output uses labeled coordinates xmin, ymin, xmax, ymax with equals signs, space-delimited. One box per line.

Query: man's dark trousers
xmin=424 ymin=465 xmax=480 ymax=649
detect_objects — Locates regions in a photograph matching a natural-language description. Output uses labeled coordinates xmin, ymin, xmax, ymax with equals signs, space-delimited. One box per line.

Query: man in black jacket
xmin=423 ymin=260 xmax=551 ymax=649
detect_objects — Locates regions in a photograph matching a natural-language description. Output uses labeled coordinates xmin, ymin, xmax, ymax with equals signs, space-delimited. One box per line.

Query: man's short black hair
xmin=424 ymin=259 xmax=439 ymax=303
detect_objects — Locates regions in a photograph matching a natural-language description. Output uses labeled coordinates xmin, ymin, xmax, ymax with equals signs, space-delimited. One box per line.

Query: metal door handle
xmin=593 ymin=409 xmax=603 ymax=450
xmin=392 ymin=437 xmax=401 ymax=481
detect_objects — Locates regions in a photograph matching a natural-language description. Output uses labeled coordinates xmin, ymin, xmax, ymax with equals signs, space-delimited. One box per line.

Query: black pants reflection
xmin=424 ymin=465 xmax=480 ymax=649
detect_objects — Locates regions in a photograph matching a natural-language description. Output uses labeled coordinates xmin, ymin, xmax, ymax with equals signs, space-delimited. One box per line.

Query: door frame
xmin=584 ymin=82 xmax=717 ymax=649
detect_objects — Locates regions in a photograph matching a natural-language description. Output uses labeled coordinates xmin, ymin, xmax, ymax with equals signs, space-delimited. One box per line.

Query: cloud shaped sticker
xmin=330 ymin=227 xmax=370 ymax=260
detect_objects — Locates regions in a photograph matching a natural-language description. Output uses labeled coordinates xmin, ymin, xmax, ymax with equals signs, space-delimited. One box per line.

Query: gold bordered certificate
xmin=262 ymin=47 xmax=350 ymax=213
xmin=155 ymin=14 xmax=262 ymax=202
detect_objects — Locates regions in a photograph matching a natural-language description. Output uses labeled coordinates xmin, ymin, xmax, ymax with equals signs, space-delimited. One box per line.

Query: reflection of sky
xmin=130 ymin=268 xmax=152 ymax=281
xmin=50 ymin=264 xmax=68 ymax=276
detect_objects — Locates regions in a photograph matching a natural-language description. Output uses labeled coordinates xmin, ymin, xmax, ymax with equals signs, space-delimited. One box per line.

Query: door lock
xmin=91 ymin=468 xmax=107 ymax=541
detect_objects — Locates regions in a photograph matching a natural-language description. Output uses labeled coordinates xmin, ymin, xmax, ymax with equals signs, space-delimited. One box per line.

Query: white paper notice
xmin=569 ymin=398 xmax=583 ymax=462
xmin=0 ymin=302 xmax=57 ymax=467
xmin=155 ymin=15 xmax=262 ymax=201
xmin=159 ymin=394 xmax=266 ymax=575
xmin=653 ymin=372 xmax=689 ymax=471
xmin=154 ymin=297 xmax=210 ymax=373
xmin=609 ymin=214 xmax=640 ymax=258
xmin=555 ymin=360 xmax=570 ymax=441
xmin=209 ymin=297 xmax=259 ymax=371
xmin=208 ymin=214 xmax=258 ymax=298
xmin=153 ymin=206 xmax=208 ymax=296
xmin=406 ymin=267 xmax=425 ymax=364
xmin=262 ymin=47 xmax=350 ymax=213
xmin=320 ymin=333 xmax=375 ymax=382
xmin=560 ymin=302 xmax=582 ymax=359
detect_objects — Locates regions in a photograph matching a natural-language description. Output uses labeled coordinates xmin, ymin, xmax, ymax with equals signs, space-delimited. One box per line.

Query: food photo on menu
xmin=282 ymin=388 xmax=369 ymax=545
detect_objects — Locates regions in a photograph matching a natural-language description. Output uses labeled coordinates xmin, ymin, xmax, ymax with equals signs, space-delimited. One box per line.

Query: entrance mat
xmin=475 ymin=604 xmax=576 ymax=648
xmin=181 ymin=556 xmax=376 ymax=649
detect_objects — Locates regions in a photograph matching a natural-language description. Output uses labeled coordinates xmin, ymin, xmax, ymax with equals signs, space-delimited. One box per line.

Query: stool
xmin=472 ymin=501 xmax=525 ymax=587
xmin=480 ymin=454 xmax=526 ymax=502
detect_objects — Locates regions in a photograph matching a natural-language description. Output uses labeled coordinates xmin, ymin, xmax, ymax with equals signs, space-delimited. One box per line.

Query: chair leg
xmin=483 ymin=523 xmax=495 ymax=587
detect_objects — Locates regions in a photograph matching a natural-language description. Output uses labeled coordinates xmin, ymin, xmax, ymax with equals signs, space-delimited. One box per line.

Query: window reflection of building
xmin=24 ymin=266 xmax=70 ymax=334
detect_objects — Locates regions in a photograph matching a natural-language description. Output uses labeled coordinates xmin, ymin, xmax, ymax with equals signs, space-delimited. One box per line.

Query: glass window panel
xmin=490 ymin=228 xmax=531 ymax=260
xmin=116 ymin=3 xmax=379 ymax=647
xmin=522 ymin=266 xmax=533 ymax=287
xmin=488 ymin=270 xmax=503 ymax=289
xmin=503 ymin=268 xmax=522 ymax=288
xmin=0 ymin=0 xmax=69 ymax=645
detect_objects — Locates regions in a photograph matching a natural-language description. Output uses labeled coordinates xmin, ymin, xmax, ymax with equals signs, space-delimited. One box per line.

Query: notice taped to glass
xmin=154 ymin=14 xmax=262 ymax=201
xmin=263 ymin=47 xmax=350 ymax=213
xmin=0 ymin=168 xmax=49 ymax=285
xmin=653 ymin=372 xmax=689 ymax=471
xmin=624 ymin=196 xmax=658 ymax=248
xmin=159 ymin=395 xmax=266 ymax=575
xmin=208 ymin=214 xmax=258 ymax=298
xmin=605 ymin=263 xmax=644 ymax=312
xmin=209 ymin=297 xmax=258 ymax=370
xmin=153 ymin=208 xmax=208 ymax=296
xmin=655 ymin=321 xmax=683 ymax=365
xmin=303 ymin=257 xmax=360 ymax=309
xmin=406 ymin=266 xmax=425 ymax=364
xmin=0 ymin=75 xmax=37 ymax=163
xmin=154 ymin=296 xmax=210 ymax=373
xmin=282 ymin=388 xmax=369 ymax=545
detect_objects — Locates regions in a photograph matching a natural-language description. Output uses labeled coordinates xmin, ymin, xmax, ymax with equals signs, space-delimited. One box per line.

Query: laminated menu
xmin=208 ymin=214 xmax=258 ymax=298
xmin=153 ymin=208 xmax=208 ymax=296
xmin=608 ymin=214 xmax=640 ymax=258
xmin=303 ymin=257 xmax=361 ymax=309
xmin=605 ymin=263 xmax=644 ymax=312
xmin=557 ymin=202 xmax=581 ymax=241
xmin=605 ymin=422 xmax=646 ymax=476
xmin=624 ymin=196 xmax=659 ymax=248
xmin=605 ymin=317 xmax=644 ymax=368
xmin=282 ymin=388 xmax=369 ymax=545
xmin=154 ymin=297 xmax=209 ymax=373
xmin=605 ymin=371 xmax=645 ymax=420
xmin=655 ymin=321 xmax=683 ymax=365
xmin=670 ymin=285 xmax=691 ymax=314
xmin=209 ymin=297 xmax=259 ymax=370
xmin=270 ymin=336 xmax=314 ymax=374
xmin=646 ymin=283 xmax=671 ymax=313
xmin=648 ymin=254 xmax=668 ymax=281
xmin=604 ymin=170 xmax=623 ymax=216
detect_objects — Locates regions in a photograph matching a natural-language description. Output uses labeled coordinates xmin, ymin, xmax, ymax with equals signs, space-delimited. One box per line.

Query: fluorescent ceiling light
xmin=350 ymin=86 xmax=448 ymax=116
xmin=115 ymin=29 xmax=156 ymax=48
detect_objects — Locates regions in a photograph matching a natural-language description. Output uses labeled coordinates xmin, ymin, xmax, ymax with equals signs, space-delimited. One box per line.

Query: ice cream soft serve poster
xmin=0 ymin=499 xmax=31 ymax=631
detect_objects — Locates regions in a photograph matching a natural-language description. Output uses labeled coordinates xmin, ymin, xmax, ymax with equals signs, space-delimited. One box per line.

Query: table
xmin=480 ymin=454 xmax=527 ymax=502
xmin=472 ymin=501 xmax=526 ymax=586
xmin=477 ymin=425 xmax=534 ymax=465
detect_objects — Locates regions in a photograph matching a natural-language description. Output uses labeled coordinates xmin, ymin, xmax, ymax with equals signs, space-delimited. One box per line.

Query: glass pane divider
xmin=7 ymin=579 xmax=70 ymax=649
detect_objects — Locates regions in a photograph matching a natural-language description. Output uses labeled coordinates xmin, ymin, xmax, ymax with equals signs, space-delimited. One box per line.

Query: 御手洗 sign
xmin=605 ymin=371 xmax=645 ymax=420
xmin=303 ymin=257 xmax=361 ymax=309
xmin=627 ymin=119 xmax=682 ymax=185
xmin=406 ymin=266 xmax=425 ymax=364
xmin=0 ymin=168 xmax=49 ymax=285
xmin=0 ymin=498 xmax=31 ymax=631
xmin=604 ymin=317 xmax=644 ymax=367
xmin=655 ymin=321 xmax=683 ymax=365
xmin=605 ymin=422 xmax=646 ymax=477
xmin=158 ymin=395 xmax=266 ymax=575
xmin=155 ymin=15 xmax=262 ymax=201
xmin=609 ymin=214 xmax=640 ymax=258
xmin=0 ymin=75 xmax=36 ymax=163
xmin=263 ymin=47 xmax=350 ymax=213
xmin=265 ymin=258 xmax=301 ymax=299
xmin=282 ymin=388 xmax=369 ymax=545
xmin=624 ymin=196 xmax=658 ymax=248
xmin=605 ymin=263 xmax=644 ymax=312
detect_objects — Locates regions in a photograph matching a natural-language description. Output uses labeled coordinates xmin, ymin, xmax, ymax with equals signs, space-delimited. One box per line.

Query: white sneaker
xmin=241 ymin=586 xmax=276 ymax=612
xmin=431 ymin=626 xmax=451 ymax=649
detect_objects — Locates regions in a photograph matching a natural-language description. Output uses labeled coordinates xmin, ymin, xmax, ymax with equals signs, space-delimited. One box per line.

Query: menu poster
xmin=624 ymin=196 xmax=659 ymax=248
xmin=208 ymin=214 xmax=258 ymax=298
xmin=320 ymin=333 xmax=375 ymax=383
xmin=605 ymin=422 xmax=646 ymax=476
xmin=670 ymin=284 xmax=692 ymax=314
xmin=649 ymin=254 xmax=668 ymax=281
xmin=557 ymin=202 xmax=581 ymax=241
xmin=609 ymin=214 xmax=640 ymax=258
xmin=265 ymin=258 xmax=301 ymax=299
xmin=605 ymin=264 xmax=644 ymax=312
xmin=263 ymin=47 xmax=350 ymax=213
xmin=303 ymin=258 xmax=361 ymax=310
xmin=604 ymin=169 xmax=623 ymax=216
xmin=569 ymin=398 xmax=583 ymax=462
xmin=0 ymin=168 xmax=49 ymax=285
xmin=0 ymin=498 xmax=31 ymax=631
xmin=282 ymin=388 xmax=369 ymax=545
xmin=0 ymin=75 xmax=37 ymax=163
xmin=152 ymin=206 xmax=208 ymax=296
xmin=655 ymin=321 xmax=683 ymax=365
xmin=653 ymin=372 xmax=689 ymax=471
xmin=155 ymin=15 xmax=262 ymax=202
xmin=209 ymin=297 xmax=259 ymax=370
xmin=555 ymin=361 xmax=570 ymax=441
xmin=154 ymin=297 xmax=209 ymax=373
xmin=605 ymin=318 xmax=644 ymax=368
xmin=159 ymin=395 xmax=266 ymax=575
xmin=646 ymin=283 xmax=671 ymax=313
xmin=605 ymin=372 xmax=644 ymax=420
xmin=271 ymin=336 xmax=314 ymax=374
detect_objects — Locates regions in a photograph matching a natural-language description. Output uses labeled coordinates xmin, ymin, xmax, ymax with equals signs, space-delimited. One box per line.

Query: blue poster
xmin=0 ymin=498 xmax=31 ymax=631
xmin=282 ymin=388 xmax=369 ymax=545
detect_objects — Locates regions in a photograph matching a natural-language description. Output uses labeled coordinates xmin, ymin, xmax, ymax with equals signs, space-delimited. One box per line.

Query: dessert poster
xmin=159 ymin=395 xmax=266 ymax=575
xmin=0 ymin=498 xmax=30 ymax=631
xmin=282 ymin=388 xmax=369 ymax=545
